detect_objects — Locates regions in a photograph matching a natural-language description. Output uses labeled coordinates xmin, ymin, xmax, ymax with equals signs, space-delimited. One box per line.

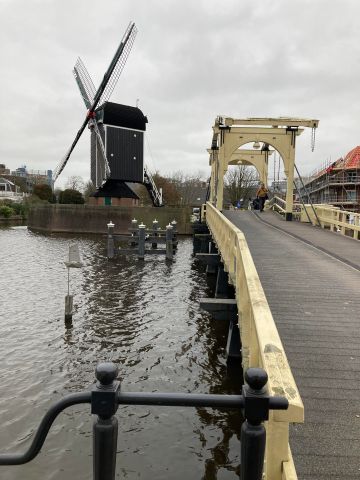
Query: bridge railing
xmin=267 ymin=196 xmax=302 ymax=219
xmin=299 ymin=204 xmax=360 ymax=240
xmin=205 ymin=202 xmax=304 ymax=480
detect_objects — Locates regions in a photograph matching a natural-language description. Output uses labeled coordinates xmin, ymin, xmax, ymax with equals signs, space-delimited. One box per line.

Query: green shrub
xmin=33 ymin=184 xmax=55 ymax=202
xmin=0 ymin=205 xmax=15 ymax=218
xmin=59 ymin=189 xmax=85 ymax=204
xmin=0 ymin=199 xmax=28 ymax=218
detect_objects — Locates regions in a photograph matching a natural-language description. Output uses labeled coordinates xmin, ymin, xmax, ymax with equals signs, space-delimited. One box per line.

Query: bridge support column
xmin=200 ymin=298 xmax=241 ymax=362
xmin=207 ymin=241 xmax=218 ymax=274
xmin=196 ymin=253 xmax=220 ymax=266
xmin=200 ymin=298 xmax=237 ymax=322
xmin=192 ymin=222 xmax=210 ymax=255
xmin=226 ymin=319 xmax=241 ymax=362
xmin=215 ymin=264 xmax=233 ymax=298
xmin=284 ymin=134 xmax=296 ymax=221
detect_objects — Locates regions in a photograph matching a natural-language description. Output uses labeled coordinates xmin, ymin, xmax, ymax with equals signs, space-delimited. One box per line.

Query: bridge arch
xmin=208 ymin=117 xmax=318 ymax=219
xmin=227 ymin=148 xmax=274 ymax=187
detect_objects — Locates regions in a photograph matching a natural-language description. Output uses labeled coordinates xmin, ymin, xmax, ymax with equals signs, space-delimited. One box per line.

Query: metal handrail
xmin=0 ymin=363 xmax=288 ymax=480
xmin=0 ymin=393 xmax=91 ymax=465
xmin=143 ymin=165 xmax=163 ymax=206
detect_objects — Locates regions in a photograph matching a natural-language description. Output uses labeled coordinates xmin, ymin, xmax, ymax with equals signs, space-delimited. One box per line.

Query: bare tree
xmin=83 ymin=180 xmax=96 ymax=202
xmin=66 ymin=175 xmax=85 ymax=192
xmin=132 ymin=172 xmax=181 ymax=206
xmin=168 ymin=170 xmax=208 ymax=205
xmin=132 ymin=170 xmax=209 ymax=206
xmin=224 ymin=165 xmax=259 ymax=206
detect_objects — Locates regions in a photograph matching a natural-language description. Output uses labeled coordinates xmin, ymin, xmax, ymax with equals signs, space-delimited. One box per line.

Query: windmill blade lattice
xmin=53 ymin=116 xmax=89 ymax=181
xmin=92 ymin=120 xmax=111 ymax=186
xmin=98 ymin=22 xmax=137 ymax=107
xmin=53 ymin=22 xmax=137 ymax=183
xmin=73 ymin=58 xmax=97 ymax=109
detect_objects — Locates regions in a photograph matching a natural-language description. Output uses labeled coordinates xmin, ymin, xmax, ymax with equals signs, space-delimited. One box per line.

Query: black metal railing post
xmin=240 ymin=368 xmax=288 ymax=480
xmin=0 ymin=362 xmax=288 ymax=480
xmin=92 ymin=363 xmax=121 ymax=480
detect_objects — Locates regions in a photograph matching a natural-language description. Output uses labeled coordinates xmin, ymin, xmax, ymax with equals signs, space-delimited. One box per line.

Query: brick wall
xmin=27 ymin=204 xmax=193 ymax=234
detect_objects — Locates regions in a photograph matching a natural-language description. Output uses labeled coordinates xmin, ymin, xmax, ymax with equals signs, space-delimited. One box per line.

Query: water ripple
xmin=0 ymin=228 xmax=242 ymax=480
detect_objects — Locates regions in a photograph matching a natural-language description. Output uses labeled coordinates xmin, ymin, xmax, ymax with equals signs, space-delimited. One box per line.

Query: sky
xmin=0 ymin=0 xmax=359 ymax=188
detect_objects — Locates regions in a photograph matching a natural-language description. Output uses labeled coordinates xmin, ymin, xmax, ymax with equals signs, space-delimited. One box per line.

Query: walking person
xmin=256 ymin=182 xmax=269 ymax=212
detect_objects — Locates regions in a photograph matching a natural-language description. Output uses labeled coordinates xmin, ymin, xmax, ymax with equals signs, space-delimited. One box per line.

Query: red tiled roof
xmin=334 ymin=146 xmax=360 ymax=170
xmin=310 ymin=146 xmax=360 ymax=180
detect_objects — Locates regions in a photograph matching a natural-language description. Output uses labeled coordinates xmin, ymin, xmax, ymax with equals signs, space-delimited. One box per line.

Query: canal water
xmin=0 ymin=227 xmax=242 ymax=480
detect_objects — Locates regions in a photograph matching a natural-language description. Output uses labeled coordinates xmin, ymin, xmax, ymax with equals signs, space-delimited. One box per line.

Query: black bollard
xmin=107 ymin=221 xmax=115 ymax=259
xmin=165 ymin=224 xmax=173 ymax=260
xmin=138 ymin=223 xmax=146 ymax=259
xmin=171 ymin=219 xmax=178 ymax=250
xmin=152 ymin=219 xmax=159 ymax=249
xmin=92 ymin=363 xmax=121 ymax=480
xmin=130 ymin=218 xmax=138 ymax=247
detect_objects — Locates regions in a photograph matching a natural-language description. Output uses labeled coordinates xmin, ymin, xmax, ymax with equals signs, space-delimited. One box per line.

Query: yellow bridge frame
xmin=208 ymin=117 xmax=319 ymax=220
xmin=205 ymin=201 xmax=303 ymax=480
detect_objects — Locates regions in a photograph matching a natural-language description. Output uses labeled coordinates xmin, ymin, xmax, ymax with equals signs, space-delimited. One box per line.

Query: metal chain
xmin=311 ymin=127 xmax=316 ymax=152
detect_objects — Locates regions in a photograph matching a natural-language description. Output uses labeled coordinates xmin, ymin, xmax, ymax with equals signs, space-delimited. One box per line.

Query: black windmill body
xmin=91 ymin=102 xmax=147 ymax=186
xmin=53 ymin=22 xmax=163 ymax=206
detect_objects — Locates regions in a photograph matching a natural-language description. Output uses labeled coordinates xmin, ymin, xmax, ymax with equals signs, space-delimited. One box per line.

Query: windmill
xmin=53 ymin=22 xmax=163 ymax=206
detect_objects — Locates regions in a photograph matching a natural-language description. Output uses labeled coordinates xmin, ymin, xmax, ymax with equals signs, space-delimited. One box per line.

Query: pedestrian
xmin=256 ymin=182 xmax=269 ymax=212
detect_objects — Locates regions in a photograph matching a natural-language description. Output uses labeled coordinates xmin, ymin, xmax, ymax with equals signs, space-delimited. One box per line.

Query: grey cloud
xmin=0 ymin=0 xmax=359 ymax=186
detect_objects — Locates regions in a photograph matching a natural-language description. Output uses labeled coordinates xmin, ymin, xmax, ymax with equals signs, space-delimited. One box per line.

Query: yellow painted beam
xmin=222 ymin=117 xmax=319 ymax=129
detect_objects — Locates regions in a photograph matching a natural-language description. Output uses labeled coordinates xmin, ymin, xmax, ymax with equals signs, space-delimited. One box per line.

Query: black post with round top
xmin=0 ymin=362 xmax=288 ymax=479
xmin=92 ymin=362 xmax=121 ymax=480
xmin=240 ymin=368 xmax=288 ymax=480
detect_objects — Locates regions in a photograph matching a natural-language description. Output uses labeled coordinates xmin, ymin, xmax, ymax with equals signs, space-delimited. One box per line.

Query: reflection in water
xmin=0 ymin=227 xmax=243 ymax=479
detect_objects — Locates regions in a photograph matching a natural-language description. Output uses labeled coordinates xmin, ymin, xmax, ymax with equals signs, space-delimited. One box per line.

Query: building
xmin=301 ymin=146 xmax=360 ymax=212
xmin=0 ymin=177 xmax=26 ymax=201
xmin=271 ymin=180 xmax=287 ymax=195
xmin=11 ymin=167 xmax=53 ymax=193
xmin=0 ymin=164 xmax=10 ymax=175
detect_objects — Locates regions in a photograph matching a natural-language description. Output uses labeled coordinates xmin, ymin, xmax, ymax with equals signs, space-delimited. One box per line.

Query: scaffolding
xmin=301 ymin=147 xmax=360 ymax=212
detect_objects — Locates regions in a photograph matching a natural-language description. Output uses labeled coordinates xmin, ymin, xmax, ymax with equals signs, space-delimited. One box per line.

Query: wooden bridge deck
xmin=223 ymin=210 xmax=360 ymax=480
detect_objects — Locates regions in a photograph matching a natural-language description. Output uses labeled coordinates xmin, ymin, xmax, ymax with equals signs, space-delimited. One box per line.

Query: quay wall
xmin=0 ymin=215 xmax=25 ymax=226
xmin=27 ymin=204 xmax=193 ymax=234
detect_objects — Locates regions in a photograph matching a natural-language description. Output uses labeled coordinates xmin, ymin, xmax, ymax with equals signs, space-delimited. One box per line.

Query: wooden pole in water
xmin=166 ymin=224 xmax=174 ymax=260
xmin=64 ymin=244 xmax=82 ymax=325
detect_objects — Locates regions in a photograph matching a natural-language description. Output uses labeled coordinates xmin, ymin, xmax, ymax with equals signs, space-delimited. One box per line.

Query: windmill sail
xmin=98 ymin=23 xmax=137 ymax=107
xmin=73 ymin=58 xmax=96 ymax=109
xmin=53 ymin=21 xmax=137 ymax=183
xmin=53 ymin=116 xmax=89 ymax=181
xmin=92 ymin=120 xmax=110 ymax=187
